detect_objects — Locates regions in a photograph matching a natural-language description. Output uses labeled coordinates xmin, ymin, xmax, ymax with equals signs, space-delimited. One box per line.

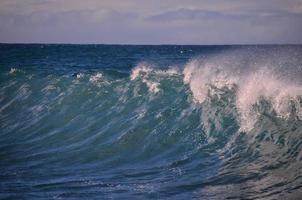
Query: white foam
xmin=183 ymin=59 xmax=238 ymax=103
xmin=76 ymin=73 xmax=85 ymax=79
xmin=155 ymin=68 xmax=179 ymax=76
xmin=183 ymin=59 xmax=302 ymax=132
xmin=89 ymin=73 xmax=103 ymax=83
xmin=131 ymin=64 xmax=180 ymax=80
xmin=9 ymin=68 xmax=20 ymax=74
xmin=130 ymin=65 xmax=152 ymax=81
xmin=130 ymin=64 xmax=163 ymax=94
xmin=142 ymin=79 xmax=160 ymax=93
xmin=10 ymin=68 xmax=17 ymax=74
xmin=236 ymin=68 xmax=302 ymax=131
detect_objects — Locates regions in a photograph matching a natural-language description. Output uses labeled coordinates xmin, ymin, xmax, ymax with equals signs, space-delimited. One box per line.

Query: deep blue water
xmin=1 ymin=44 xmax=302 ymax=199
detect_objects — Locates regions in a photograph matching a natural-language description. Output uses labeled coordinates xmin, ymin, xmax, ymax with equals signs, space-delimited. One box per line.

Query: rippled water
xmin=1 ymin=44 xmax=302 ymax=199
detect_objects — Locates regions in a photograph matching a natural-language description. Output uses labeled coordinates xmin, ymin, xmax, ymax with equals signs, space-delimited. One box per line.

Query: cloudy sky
xmin=0 ymin=0 xmax=302 ymax=44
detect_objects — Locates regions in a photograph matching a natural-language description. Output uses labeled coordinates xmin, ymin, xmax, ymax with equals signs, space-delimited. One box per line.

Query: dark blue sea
xmin=1 ymin=44 xmax=302 ymax=199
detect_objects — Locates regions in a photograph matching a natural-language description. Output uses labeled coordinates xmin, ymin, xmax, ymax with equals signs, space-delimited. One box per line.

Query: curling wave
xmin=1 ymin=45 xmax=302 ymax=199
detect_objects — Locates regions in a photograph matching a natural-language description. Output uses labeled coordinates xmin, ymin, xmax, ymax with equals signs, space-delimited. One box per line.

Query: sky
xmin=0 ymin=0 xmax=302 ymax=44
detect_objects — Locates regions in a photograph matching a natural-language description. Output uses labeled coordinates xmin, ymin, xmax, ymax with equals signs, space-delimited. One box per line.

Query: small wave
xmin=76 ymin=73 xmax=85 ymax=79
xmin=89 ymin=72 xmax=103 ymax=83
xmin=130 ymin=65 xmax=152 ymax=81
xmin=9 ymin=67 xmax=23 ymax=75
xmin=9 ymin=68 xmax=18 ymax=74
xmin=130 ymin=64 xmax=180 ymax=94
xmin=130 ymin=64 xmax=179 ymax=80
xmin=130 ymin=64 xmax=160 ymax=94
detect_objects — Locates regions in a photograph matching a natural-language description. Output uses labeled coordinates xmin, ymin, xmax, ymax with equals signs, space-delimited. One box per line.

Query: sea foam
xmin=89 ymin=73 xmax=103 ymax=83
xmin=130 ymin=64 xmax=180 ymax=94
xmin=183 ymin=57 xmax=302 ymax=132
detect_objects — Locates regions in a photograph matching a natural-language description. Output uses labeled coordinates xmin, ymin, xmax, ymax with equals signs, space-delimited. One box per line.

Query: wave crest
xmin=130 ymin=64 xmax=179 ymax=94
xmin=183 ymin=57 xmax=302 ymax=132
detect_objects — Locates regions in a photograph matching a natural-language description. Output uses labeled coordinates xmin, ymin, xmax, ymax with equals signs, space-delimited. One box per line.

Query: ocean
xmin=1 ymin=44 xmax=302 ymax=199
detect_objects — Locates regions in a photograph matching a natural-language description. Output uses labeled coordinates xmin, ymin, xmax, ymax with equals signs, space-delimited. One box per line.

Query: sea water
xmin=1 ymin=44 xmax=302 ymax=199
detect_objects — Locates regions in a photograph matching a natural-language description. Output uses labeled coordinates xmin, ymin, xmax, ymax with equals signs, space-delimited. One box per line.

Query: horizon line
xmin=0 ymin=42 xmax=301 ymax=46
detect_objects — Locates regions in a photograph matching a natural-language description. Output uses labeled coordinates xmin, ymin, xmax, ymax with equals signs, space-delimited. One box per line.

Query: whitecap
xmin=9 ymin=68 xmax=22 ymax=74
xmin=142 ymin=79 xmax=160 ymax=93
xmin=130 ymin=65 xmax=152 ymax=80
xmin=76 ymin=73 xmax=85 ymax=79
xmin=183 ymin=57 xmax=302 ymax=132
xmin=89 ymin=73 xmax=103 ymax=83
xmin=130 ymin=64 xmax=180 ymax=94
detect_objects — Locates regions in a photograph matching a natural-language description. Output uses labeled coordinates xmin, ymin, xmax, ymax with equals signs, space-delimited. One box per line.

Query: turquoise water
xmin=1 ymin=44 xmax=302 ymax=199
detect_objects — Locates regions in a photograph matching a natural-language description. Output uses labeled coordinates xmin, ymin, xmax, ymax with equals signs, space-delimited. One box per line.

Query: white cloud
xmin=0 ymin=0 xmax=301 ymax=44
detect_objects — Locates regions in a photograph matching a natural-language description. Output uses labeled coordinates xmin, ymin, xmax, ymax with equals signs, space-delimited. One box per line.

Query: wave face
xmin=1 ymin=44 xmax=302 ymax=199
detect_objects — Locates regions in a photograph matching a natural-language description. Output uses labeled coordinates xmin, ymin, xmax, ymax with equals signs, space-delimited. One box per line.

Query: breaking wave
xmin=1 ymin=46 xmax=302 ymax=199
xmin=183 ymin=56 xmax=302 ymax=132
